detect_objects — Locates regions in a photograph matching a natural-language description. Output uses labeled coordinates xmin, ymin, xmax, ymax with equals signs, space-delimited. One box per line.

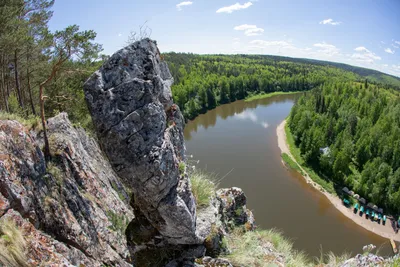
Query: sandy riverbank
xmin=277 ymin=119 xmax=400 ymax=243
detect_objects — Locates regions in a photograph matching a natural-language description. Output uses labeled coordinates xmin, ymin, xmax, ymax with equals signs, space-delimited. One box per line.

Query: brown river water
xmin=183 ymin=93 xmax=392 ymax=258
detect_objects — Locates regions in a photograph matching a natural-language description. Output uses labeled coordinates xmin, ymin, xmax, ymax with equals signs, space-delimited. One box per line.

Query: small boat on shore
xmin=390 ymin=239 xmax=398 ymax=254
xmin=354 ymin=203 xmax=359 ymax=213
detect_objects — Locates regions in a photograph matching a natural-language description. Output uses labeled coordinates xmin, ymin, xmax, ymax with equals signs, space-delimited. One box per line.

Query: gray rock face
xmin=84 ymin=38 xmax=199 ymax=247
xmin=196 ymin=187 xmax=255 ymax=259
xmin=340 ymin=253 xmax=387 ymax=267
xmin=0 ymin=114 xmax=134 ymax=266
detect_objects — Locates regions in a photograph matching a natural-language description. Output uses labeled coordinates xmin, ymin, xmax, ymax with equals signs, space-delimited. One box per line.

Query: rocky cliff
xmin=0 ymin=113 xmax=133 ymax=266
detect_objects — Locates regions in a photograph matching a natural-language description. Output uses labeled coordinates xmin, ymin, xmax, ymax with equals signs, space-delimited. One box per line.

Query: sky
xmin=49 ymin=0 xmax=400 ymax=77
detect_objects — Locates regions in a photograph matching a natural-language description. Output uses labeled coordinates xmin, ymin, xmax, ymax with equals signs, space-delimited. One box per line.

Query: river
xmin=183 ymin=93 xmax=392 ymax=258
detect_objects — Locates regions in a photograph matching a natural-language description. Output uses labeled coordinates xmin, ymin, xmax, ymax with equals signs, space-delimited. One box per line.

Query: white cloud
xmin=392 ymin=44 xmax=399 ymax=49
xmin=234 ymin=24 xmax=256 ymax=31
xmin=313 ymin=42 xmax=340 ymax=56
xmin=395 ymin=41 xmax=400 ymax=45
xmin=235 ymin=110 xmax=258 ymax=122
xmin=391 ymin=65 xmax=400 ymax=76
xmin=176 ymin=1 xmax=193 ymax=11
xmin=118 ymin=33 xmax=122 ymax=37
xmin=351 ymin=46 xmax=381 ymax=63
xmin=354 ymin=46 xmax=368 ymax=52
xmin=384 ymin=48 xmax=395 ymax=54
xmin=217 ymin=2 xmax=252 ymax=13
xmin=245 ymin=28 xmax=264 ymax=36
xmin=234 ymin=24 xmax=264 ymax=36
xmin=319 ymin=18 xmax=342 ymax=26
xmin=234 ymin=110 xmax=269 ymax=128
xmin=250 ymin=40 xmax=293 ymax=48
xmin=234 ymin=25 xmax=264 ymax=36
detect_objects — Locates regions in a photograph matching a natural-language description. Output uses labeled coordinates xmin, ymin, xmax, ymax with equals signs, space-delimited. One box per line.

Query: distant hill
xmin=266 ymin=55 xmax=400 ymax=88
xmin=164 ymin=52 xmax=400 ymax=89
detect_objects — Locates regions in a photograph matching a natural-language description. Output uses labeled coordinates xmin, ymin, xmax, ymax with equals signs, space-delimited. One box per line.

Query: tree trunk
xmin=1 ymin=54 xmax=9 ymax=112
xmin=14 ymin=49 xmax=24 ymax=109
xmin=26 ymin=51 xmax=36 ymax=115
xmin=39 ymin=84 xmax=50 ymax=161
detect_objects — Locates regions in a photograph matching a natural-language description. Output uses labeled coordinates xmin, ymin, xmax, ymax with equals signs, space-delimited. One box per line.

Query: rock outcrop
xmin=84 ymin=38 xmax=200 ymax=261
xmin=196 ymin=187 xmax=255 ymax=259
xmin=0 ymin=114 xmax=134 ymax=266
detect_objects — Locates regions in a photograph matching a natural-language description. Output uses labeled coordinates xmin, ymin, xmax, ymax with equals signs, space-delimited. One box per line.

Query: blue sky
xmin=49 ymin=0 xmax=400 ymax=77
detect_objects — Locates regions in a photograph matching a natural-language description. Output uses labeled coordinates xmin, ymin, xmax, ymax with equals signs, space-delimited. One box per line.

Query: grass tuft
xmin=0 ymin=218 xmax=28 ymax=267
xmin=0 ymin=111 xmax=41 ymax=130
xmin=315 ymin=251 xmax=352 ymax=266
xmin=189 ymin=169 xmax=217 ymax=208
xmin=226 ymin=228 xmax=311 ymax=267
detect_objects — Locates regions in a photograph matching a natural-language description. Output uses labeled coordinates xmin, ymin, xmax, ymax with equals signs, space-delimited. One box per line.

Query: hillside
xmin=163 ymin=53 xmax=400 ymax=121
xmin=165 ymin=53 xmax=400 ymax=89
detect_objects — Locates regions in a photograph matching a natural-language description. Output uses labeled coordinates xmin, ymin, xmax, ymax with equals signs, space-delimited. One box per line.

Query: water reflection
xmin=184 ymin=94 xmax=301 ymax=140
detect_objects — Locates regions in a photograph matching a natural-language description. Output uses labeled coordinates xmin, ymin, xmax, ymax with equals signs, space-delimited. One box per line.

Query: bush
xmin=0 ymin=218 xmax=28 ymax=267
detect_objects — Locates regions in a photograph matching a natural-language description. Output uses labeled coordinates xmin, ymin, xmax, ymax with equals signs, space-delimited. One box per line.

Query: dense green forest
xmin=164 ymin=53 xmax=400 ymax=120
xmin=288 ymin=83 xmax=400 ymax=213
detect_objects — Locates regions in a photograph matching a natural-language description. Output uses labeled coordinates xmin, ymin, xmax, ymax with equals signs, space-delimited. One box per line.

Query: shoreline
xmin=276 ymin=119 xmax=400 ymax=243
xmin=244 ymin=91 xmax=301 ymax=102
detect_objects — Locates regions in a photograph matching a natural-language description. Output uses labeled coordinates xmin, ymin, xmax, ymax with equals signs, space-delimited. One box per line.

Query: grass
xmin=0 ymin=111 xmax=41 ymax=130
xmin=0 ymin=218 xmax=28 ymax=267
xmin=284 ymin=121 xmax=335 ymax=194
xmin=225 ymin=228 xmax=311 ymax=267
xmin=281 ymin=153 xmax=304 ymax=175
xmin=106 ymin=210 xmax=129 ymax=235
xmin=189 ymin=169 xmax=218 ymax=208
xmin=245 ymin=91 xmax=300 ymax=102
xmin=315 ymin=251 xmax=352 ymax=266
xmin=46 ymin=161 xmax=64 ymax=186
xmin=178 ymin=161 xmax=186 ymax=175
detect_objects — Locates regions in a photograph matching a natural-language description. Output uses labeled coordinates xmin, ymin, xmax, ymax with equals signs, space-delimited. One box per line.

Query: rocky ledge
xmin=0 ymin=114 xmax=133 ymax=266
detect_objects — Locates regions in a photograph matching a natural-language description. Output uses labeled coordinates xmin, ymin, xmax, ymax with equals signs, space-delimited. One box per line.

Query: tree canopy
xmin=288 ymin=82 xmax=400 ymax=213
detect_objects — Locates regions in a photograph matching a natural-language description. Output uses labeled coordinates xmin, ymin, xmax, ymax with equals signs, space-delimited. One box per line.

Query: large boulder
xmin=0 ymin=115 xmax=134 ymax=266
xmin=84 ymin=38 xmax=199 ymax=252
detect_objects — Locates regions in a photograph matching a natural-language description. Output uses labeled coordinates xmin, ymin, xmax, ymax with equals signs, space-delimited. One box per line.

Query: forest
xmin=288 ymin=82 xmax=400 ymax=213
xmin=164 ymin=53 xmax=400 ymax=120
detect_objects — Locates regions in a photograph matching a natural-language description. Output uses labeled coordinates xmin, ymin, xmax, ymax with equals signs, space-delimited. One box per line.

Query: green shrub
xmin=0 ymin=218 xmax=28 ymax=267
